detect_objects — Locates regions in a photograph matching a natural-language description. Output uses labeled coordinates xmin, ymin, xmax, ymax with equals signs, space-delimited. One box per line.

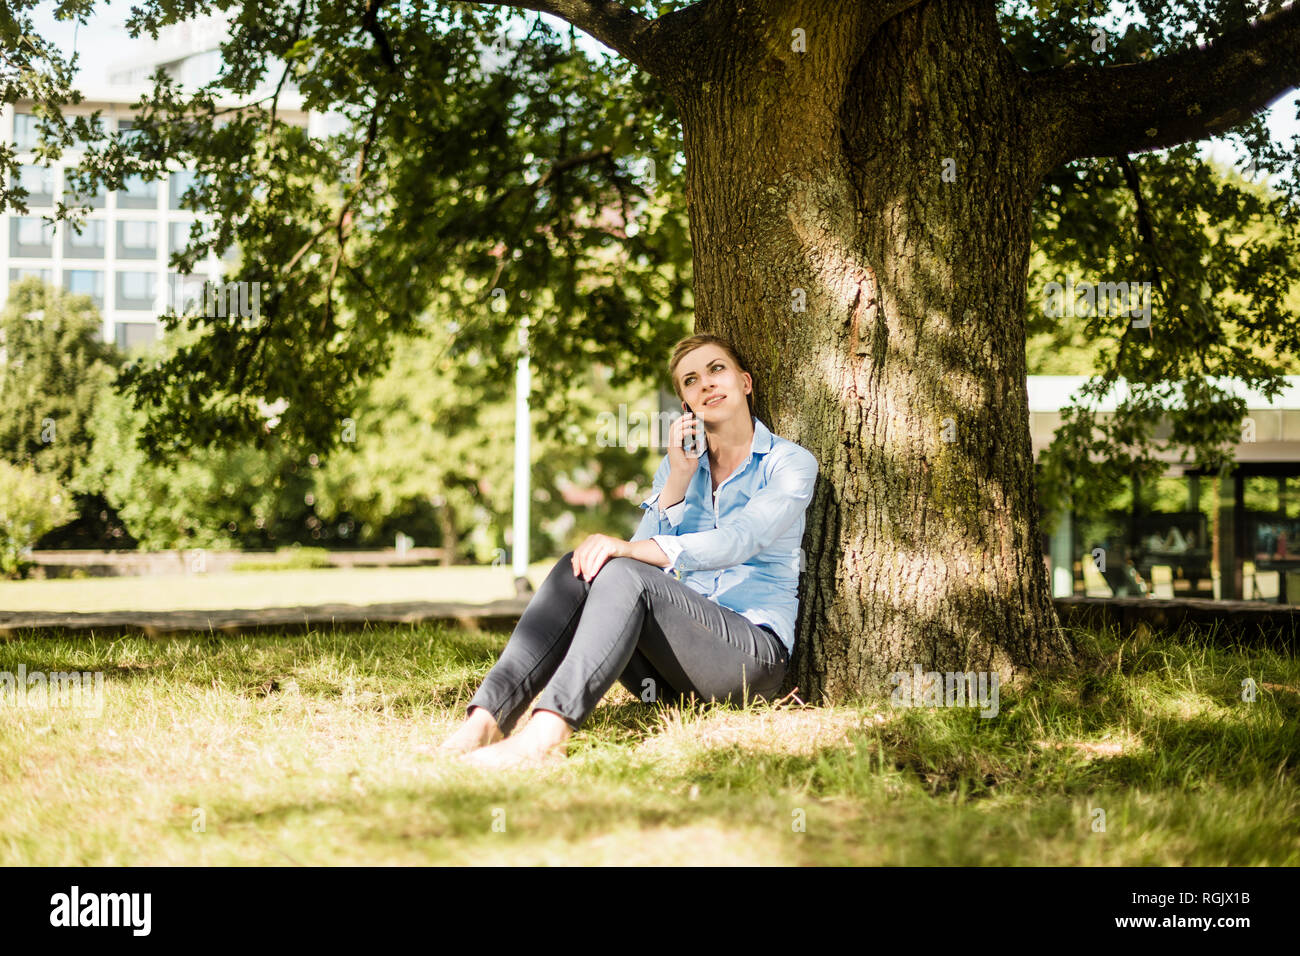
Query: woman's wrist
xmin=623 ymin=538 xmax=671 ymax=568
xmin=661 ymin=471 xmax=691 ymax=510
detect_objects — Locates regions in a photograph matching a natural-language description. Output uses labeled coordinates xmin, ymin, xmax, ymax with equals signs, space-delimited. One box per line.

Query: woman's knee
xmin=591 ymin=556 xmax=646 ymax=589
xmin=539 ymin=551 xmax=585 ymax=595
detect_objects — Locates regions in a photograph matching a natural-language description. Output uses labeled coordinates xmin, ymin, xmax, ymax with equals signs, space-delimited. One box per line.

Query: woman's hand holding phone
xmin=668 ymin=407 xmax=705 ymax=480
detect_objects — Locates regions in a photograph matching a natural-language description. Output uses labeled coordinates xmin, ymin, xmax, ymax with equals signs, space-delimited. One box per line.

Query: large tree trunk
xmin=670 ymin=0 xmax=1074 ymax=700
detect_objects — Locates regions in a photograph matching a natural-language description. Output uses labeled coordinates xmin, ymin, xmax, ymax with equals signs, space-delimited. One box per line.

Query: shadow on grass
xmin=198 ymin=739 xmax=865 ymax=865
xmin=0 ymin=620 xmax=505 ymax=685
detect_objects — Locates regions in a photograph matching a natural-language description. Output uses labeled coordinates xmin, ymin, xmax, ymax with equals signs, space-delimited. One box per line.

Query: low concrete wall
xmin=0 ymin=598 xmax=530 ymax=638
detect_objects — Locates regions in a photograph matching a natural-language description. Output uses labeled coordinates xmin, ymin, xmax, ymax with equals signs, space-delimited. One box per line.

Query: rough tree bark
xmin=485 ymin=0 xmax=1300 ymax=701
xmin=658 ymin=1 xmax=1070 ymax=701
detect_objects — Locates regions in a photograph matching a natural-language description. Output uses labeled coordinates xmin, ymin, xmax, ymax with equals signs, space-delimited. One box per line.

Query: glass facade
xmin=13 ymin=112 xmax=40 ymax=150
xmin=169 ymin=220 xmax=195 ymax=255
xmin=64 ymin=181 xmax=107 ymax=209
xmin=63 ymin=219 xmax=107 ymax=258
xmin=168 ymin=271 xmax=208 ymax=314
xmin=120 ymin=173 xmax=160 ymax=210
xmin=9 ymin=267 xmax=53 ymax=285
xmin=10 ymin=217 xmax=55 ymax=257
xmin=2 ymin=94 xmax=310 ymax=343
xmin=14 ymin=165 xmax=55 ymax=207
xmin=169 ymin=170 xmax=200 ymax=210
xmin=115 ymin=270 xmax=157 ymax=311
xmin=117 ymin=119 xmax=144 ymax=148
xmin=116 ymin=220 xmax=158 ymax=259
xmin=114 ymin=321 xmax=158 ymax=352
xmin=64 ymin=269 xmax=106 ymax=309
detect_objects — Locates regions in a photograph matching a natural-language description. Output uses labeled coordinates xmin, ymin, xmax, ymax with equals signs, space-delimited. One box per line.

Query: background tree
xmin=0 ymin=277 xmax=130 ymax=548
xmin=74 ymin=297 xmax=670 ymax=556
xmin=1032 ymin=149 xmax=1300 ymax=527
xmin=0 ymin=460 xmax=76 ymax=577
xmin=1026 ymin=159 xmax=1300 ymax=379
xmin=309 ymin=309 xmax=675 ymax=564
xmin=71 ymin=360 xmax=316 ymax=551
xmin=0 ymin=277 xmax=117 ymax=480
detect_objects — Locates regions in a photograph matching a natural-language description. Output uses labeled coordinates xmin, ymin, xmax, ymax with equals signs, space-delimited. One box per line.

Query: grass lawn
xmin=0 ymin=620 xmax=1296 ymax=865
xmin=0 ymin=561 xmax=560 ymax=613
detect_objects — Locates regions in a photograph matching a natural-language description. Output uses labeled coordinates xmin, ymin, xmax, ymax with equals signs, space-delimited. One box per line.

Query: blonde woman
xmin=440 ymin=334 xmax=819 ymax=768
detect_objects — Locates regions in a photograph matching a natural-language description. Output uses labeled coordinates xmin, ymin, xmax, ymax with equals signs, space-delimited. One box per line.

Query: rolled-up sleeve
xmin=655 ymin=448 xmax=817 ymax=575
xmin=630 ymin=455 xmax=686 ymax=545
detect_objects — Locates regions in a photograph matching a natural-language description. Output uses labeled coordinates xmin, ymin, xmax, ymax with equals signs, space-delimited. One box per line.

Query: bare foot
xmin=435 ymin=707 xmax=506 ymax=756
xmin=459 ymin=710 xmax=572 ymax=769
xmin=459 ymin=735 xmax=566 ymax=769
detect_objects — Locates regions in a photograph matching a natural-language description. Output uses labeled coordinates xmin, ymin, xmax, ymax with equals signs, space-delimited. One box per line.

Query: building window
xmin=64 ymin=181 xmax=107 ymax=209
xmin=64 ymin=270 xmax=105 ymax=310
xmin=61 ymin=114 xmax=107 ymax=155
xmin=9 ymin=267 xmax=54 ymax=286
xmin=12 ymin=165 xmax=55 ymax=207
xmin=168 ymin=271 xmax=209 ymax=314
xmin=10 ymin=217 xmax=55 ymax=257
xmin=1244 ymin=477 xmax=1281 ymax=513
xmin=169 ymin=170 xmax=202 ymax=210
xmin=116 ymin=220 xmax=158 ymax=259
xmin=115 ymin=270 xmax=157 ymax=311
xmin=13 ymin=112 xmax=40 ymax=150
xmin=117 ymin=118 xmax=144 ymax=148
xmin=119 ymin=173 xmax=159 ymax=210
xmin=63 ymin=219 xmax=106 ymax=259
xmin=169 ymin=220 xmax=196 ymax=256
xmin=115 ymin=321 xmax=158 ymax=353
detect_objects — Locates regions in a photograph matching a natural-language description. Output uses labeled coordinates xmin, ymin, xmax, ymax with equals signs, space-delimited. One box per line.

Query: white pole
xmin=512 ymin=317 xmax=531 ymax=585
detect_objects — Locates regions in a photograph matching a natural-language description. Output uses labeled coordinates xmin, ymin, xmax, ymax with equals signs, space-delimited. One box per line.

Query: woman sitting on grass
xmin=439 ymin=333 xmax=820 ymax=768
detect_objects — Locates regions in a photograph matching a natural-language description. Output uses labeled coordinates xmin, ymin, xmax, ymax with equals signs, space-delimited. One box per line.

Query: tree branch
xmin=467 ymin=0 xmax=694 ymax=76
xmin=479 ymin=145 xmax=615 ymax=299
xmin=469 ymin=1 xmax=930 ymax=95
xmin=320 ymin=103 xmax=384 ymax=338
xmin=362 ymin=0 xmax=400 ymax=74
xmin=1116 ymin=154 xmax=1165 ymax=301
xmin=1028 ymin=2 xmax=1300 ymax=169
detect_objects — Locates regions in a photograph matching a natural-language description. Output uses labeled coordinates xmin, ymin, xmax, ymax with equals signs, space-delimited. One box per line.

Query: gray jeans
xmin=466 ymin=551 xmax=789 ymax=733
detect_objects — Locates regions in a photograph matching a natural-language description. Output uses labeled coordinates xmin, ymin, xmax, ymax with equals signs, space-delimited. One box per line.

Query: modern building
xmin=1 ymin=12 xmax=338 ymax=351
xmin=1030 ymin=375 xmax=1300 ymax=602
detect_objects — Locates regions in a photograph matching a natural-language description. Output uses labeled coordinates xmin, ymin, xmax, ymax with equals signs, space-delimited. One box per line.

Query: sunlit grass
xmin=0 ymin=620 xmax=1295 ymax=865
xmin=0 ymin=561 xmax=558 ymax=613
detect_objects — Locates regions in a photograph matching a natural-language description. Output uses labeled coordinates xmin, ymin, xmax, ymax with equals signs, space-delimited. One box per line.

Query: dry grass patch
xmin=454 ymin=821 xmax=795 ymax=866
xmin=1033 ymin=731 xmax=1143 ymax=760
xmin=630 ymin=702 xmax=885 ymax=769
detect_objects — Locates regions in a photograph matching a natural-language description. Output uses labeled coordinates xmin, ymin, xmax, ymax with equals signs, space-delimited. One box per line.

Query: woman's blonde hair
xmin=668 ymin=333 xmax=755 ymax=418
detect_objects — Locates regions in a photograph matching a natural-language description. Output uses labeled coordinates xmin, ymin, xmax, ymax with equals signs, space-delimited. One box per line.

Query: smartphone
xmin=682 ymin=404 xmax=708 ymax=458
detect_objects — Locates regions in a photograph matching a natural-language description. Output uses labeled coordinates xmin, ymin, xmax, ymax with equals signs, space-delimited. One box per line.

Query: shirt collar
xmin=700 ymin=416 xmax=773 ymax=470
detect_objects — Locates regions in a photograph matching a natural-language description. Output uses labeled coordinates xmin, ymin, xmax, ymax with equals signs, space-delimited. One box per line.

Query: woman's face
xmin=676 ymin=345 xmax=752 ymax=424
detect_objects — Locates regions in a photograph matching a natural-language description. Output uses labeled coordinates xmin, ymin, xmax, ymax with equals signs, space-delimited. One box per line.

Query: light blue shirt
xmin=629 ymin=416 xmax=819 ymax=658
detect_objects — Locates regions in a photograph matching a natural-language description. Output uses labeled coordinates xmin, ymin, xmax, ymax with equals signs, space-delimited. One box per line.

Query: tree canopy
xmin=4 ymin=0 xmax=1299 ymax=516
